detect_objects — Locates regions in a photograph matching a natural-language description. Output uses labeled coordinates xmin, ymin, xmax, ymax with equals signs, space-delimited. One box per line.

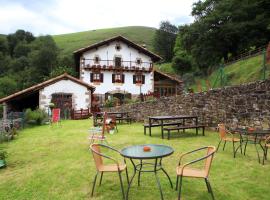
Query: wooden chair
xmin=263 ymin=136 xmax=270 ymax=165
xmin=217 ymin=124 xmax=241 ymax=157
xmin=176 ymin=146 xmax=216 ymax=200
xmin=89 ymin=112 xmax=108 ymax=144
xmin=90 ymin=143 xmax=129 ymax=199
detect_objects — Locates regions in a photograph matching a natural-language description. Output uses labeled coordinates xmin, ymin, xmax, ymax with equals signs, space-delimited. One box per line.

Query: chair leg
xmin=244 ymin=141 xmax=248 ymax=155
xmin=205 ymin=178 xmax=215 ymax=200
xmin=205 ymin=178 xmax=211 ymax=193
xmin=126 ymin=167 xmax=129 ymax=184
xmin=91 ymin=172 xmax=99 ymax=197
xmin=144 ymin=126 xmax=146 ymax=135
xmin=217 ymin=140 xmax=222 ymax=152
xmin=175 ymin=175 xmax=179 ymax=191
xmin=99 ymin=172 xmax=103 ymax=186
xmin=178 ymin=176 xmax=183 ymax=200
xmin=118 ymin=171 xmax=125 ymax=200
xmin=222 ymin=141 xmax=227 ymax=151
xmin=233 ymin=141 xmax=236 ymax=158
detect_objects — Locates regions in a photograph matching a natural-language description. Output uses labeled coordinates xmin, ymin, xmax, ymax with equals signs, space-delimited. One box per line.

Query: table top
xmin=95 ymin=111 xmax=128 ymax=115
xmin=149 ymin=115 xmax=197 ymax=120
xmin=233 ymin=128 xmax=270 ymax=135
xmin=120 ymin=144 xmax=174 ymax=159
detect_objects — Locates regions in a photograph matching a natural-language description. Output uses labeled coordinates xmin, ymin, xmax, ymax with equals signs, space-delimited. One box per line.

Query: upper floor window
xmin=90 ymin=72 xmax=103 ymax=83
xmin=114 ymin=56 xmax=122 ymax=67
xmin=133 ymin=74 xmax=145 ymax=84
xmin=112 ymin=73 xmax=125 ymax=83
xmin=94 ymin=55 xmax=100 ymax=64
xmin=136 ymin=58 xmax=142 ymax=65
xmin=115 ymin=43 xmax=121 ymax=51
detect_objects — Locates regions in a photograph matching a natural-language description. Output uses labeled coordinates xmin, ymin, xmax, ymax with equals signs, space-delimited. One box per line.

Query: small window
xmin=136 ymin=58 xmax=142 ymax=65
xmin=94 ymin=56 xmax=100 ymax=64
xmin=136 ymin=75 xmax=142 ymax=82
xmin=115 ymin=74 xmax=121 ymax=81
xmin=93 ymin=73 xmax=100 ymax=81
xmin=114 ymin=56 xmax=122 ymax=67
xmin=115 ymin=43 xmax=121 ymax=51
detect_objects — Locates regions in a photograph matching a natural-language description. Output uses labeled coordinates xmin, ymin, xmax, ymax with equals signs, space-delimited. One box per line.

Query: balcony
xmin=80 ymin=59 xmax=153 ymax=72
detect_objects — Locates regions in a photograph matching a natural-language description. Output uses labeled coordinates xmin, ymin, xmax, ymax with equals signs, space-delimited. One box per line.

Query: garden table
xmin=93 ymin=111 xmax=131 ymax=126
xmin=232 ymin=128 xmax=270 ymax=164
xmin=148 ymin=115 xmax=198 ymax=139
xmin=120 ymin=144 xmax=174 ymax=200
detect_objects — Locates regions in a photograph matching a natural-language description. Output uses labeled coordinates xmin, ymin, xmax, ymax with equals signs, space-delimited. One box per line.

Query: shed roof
xmin=154 ymin=69 xmax=183 ymax=84
xmin=0 ymin=73 xmax=95 ymax=104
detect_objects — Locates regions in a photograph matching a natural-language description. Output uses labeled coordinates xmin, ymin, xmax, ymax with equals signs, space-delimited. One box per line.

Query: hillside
xmin=53 ymin=26 xmax=157 ymax=56
xmin=190 ymin=54 xmax=267 ymax=92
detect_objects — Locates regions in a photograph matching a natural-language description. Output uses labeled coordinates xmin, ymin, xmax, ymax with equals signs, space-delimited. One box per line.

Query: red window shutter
xmin=142 ymin=75 xmax=145 ymax=84
xmin=100 ymin=73 xmax=103 ymax=83
xmin=122 ymin=74 xmax=125 ymax=83
xmin=133 ymin=75 xmax=136 ymax=84
xmin=112 ymin=74 xmax=115 ymax=83
xmin=90 ymin=73 xmax=93 ymax=82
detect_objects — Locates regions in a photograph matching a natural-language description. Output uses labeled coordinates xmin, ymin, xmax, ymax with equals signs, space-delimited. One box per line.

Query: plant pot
xmin=0 ymin=159 xmax=6 ymax=168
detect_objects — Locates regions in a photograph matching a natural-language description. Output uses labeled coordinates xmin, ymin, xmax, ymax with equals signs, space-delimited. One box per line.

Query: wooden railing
xmin=81 ymin=59 xmax=153 ymax=71
xmin=71 ymin=109 xmax=91 ymax=120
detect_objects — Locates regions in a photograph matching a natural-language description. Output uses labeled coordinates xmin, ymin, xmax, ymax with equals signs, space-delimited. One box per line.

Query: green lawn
xmin=53 ymin=26 xmax=156 ymax=57
xmin=0 ymin=120 xmax=270 ymax=200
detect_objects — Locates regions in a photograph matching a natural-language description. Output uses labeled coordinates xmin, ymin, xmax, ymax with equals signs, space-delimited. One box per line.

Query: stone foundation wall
xmin=105 ymin=79 xmax=270 ymax=128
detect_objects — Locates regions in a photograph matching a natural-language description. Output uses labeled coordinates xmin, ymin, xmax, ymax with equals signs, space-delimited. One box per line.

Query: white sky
xmin=0 ymin=0 xmax=196 ymax=35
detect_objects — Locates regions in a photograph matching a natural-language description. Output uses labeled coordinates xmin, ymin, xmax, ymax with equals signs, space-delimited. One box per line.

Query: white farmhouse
xmin=73 ymin=36 xmax=183 ymax=105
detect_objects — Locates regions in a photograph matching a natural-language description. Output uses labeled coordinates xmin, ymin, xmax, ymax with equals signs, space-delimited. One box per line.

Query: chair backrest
xmin=52 ymin=108 xmax=60 ymax=123
xmin=218 ymin=123 xmax=226 ymax=139
xmin=204 ymin=146 xmax=216 ymax=177
xmin=90 ymin=143 xmax=103 ymax=170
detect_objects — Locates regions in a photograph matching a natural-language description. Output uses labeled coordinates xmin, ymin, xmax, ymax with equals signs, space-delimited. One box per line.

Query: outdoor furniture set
xmin=144 ymin=115 xmax=205 ymax=139
xmin=217 ymin=123 xmax=270 ymax=164
xmin=90 ymin=143 xmax=216 ymax=200
xmin=93 ymin=111 xmax=132 ymax=127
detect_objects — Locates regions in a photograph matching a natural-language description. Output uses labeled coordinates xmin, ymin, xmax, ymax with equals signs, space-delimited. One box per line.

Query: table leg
xmin=161 ymin=120 xmax=164 ymax=139
xmin=149 ymin=118 xmax=152 ymax=137
xmin=154 ymin=158 xmax=164 ymax=200
xmin=126 ymin=159 xmax=137 ymax=200
xmin=160 ymin=158 xmax=173 ymax=188
xmin=138 ymin=160 xmax=142 ymax=186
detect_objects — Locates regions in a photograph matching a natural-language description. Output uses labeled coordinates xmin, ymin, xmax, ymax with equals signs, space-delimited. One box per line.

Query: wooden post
xmin=3 ymin=103 xmax=7 ymax=122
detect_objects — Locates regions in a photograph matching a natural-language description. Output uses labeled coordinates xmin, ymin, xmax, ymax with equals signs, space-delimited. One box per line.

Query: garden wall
xmin=105 ymin=79 xmax=270 ymax=128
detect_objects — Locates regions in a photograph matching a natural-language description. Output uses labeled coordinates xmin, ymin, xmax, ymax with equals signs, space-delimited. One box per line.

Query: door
xmin=114 ymin=56 xmax=122 ymax=67
xmin=51 ymin=93 xmax=72 ymax=119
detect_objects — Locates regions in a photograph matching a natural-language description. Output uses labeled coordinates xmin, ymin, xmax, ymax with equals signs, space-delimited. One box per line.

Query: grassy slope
xmin=53 ymin=26 xmax=156 ymax=56
xmin=189 ymin=54 xmax=266 ymax=91
xmin=1 ymin=120 xmax=270 ymax=200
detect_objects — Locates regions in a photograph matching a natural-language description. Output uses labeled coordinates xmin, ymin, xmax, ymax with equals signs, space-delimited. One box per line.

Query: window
xmin=112 ymin=73 xmax=125 ymax=83
xmin=90 ymin=73 xmax=103 ymax=83
xmin=136 ymin=58 xmax=142 ymax=65
xmin=114 ymin=56 xmax=122 ymax=67
xmin=115 ymin=43 xmax=121 ymax=51
xmin=133 ymin=74 xmax=145 ymax=84
xmin=94 ymin=55 xmax=100 ymax=64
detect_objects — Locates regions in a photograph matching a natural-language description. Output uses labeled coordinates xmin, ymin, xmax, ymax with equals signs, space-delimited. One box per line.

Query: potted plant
xmin=0 ymin=149 xmax=7 ymax=168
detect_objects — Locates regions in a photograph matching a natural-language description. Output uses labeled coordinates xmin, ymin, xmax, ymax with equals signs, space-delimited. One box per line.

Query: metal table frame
xmin=148 ymin=115 xmax=198 ymax=139
xmin=121 ymin=145 xmax=174 ymax=200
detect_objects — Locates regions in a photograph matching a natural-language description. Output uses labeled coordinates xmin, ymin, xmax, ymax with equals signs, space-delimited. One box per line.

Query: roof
xmin=0 ymin=73 xmax=95 ymax=104
xmin=73 ymin=35 xmax=162 ymax=62
xmin=154 ymin=69 xmax=183 ymax=84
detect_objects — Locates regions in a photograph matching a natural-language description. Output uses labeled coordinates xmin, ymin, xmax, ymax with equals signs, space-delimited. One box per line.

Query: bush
xmin=0 ymin=148 xmax=7 ymax=160
xmin=104 ymin=97 xmax=119 ymax=108
xmin=25 ymin=108 xmax=48 ymax=125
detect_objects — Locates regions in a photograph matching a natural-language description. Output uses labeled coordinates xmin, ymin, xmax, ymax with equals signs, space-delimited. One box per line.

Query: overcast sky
xmin=0 ymin=0 xmax=196 ymax=35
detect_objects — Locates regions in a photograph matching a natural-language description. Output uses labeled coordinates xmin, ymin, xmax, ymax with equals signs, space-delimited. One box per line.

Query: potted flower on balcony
xmin=115 ymin=79 xmax=122 ymax=83
xmin=0 ymin=149 xmax=7 ymax=169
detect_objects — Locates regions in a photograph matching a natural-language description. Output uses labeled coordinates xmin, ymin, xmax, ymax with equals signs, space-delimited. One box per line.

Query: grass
xmin=191 ymin=54 xmax=268 ymax=92
xmin=0 ymin=120 xmax=270 ymax=200
xmin=53 ymin=26 xmax=156 ymax=57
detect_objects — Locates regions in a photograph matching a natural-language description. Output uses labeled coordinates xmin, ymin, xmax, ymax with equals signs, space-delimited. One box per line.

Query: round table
xmin=120 ymin=144 xmax=174 ymax=200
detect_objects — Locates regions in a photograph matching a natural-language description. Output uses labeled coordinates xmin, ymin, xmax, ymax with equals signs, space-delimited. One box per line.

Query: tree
xmin=0 ymin=76 xmax=17 ymax=98
xmin=13 ymin=41 xmax=31 ymax=58
xmin=50 ymin=66 xmax=77 ymax=78
xmin=175 ymin=0 xmax=270 ymax=70
xmin=154 ymin=21 xmax=178 ymax=62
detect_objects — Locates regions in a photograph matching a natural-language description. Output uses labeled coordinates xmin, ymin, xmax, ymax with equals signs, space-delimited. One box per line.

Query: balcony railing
xmin=81 ymin=59 xmax=153 ymax=72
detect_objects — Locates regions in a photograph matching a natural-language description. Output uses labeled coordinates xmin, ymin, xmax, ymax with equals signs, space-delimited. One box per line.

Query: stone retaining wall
xmin=105 ymin=79 xmax=270 ymax=128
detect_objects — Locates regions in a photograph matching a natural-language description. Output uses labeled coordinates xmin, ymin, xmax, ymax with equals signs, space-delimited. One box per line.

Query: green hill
xmin=190 ymin=53 xmax=267 ymax=92
xmin=53 ymin=26 xmax=157 ymax=56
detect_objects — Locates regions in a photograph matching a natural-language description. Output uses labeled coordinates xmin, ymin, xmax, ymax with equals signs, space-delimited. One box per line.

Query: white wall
xmin=39 ymin=80 xmax=91 ymax=110
xmin=83 ymin=71 xmax=153 ymax=94
xmin=81 ymin=41 xmax=154 ymax=95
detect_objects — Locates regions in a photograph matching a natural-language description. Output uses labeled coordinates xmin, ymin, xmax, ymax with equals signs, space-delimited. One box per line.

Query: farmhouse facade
xmin=74 ymin=36 xmax=183 ymax=105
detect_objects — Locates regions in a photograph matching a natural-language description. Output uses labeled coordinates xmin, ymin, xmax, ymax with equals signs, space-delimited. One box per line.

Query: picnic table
xmin=232 ymin=128 xmax=270 ymax=164
xmin=145 ymin=115 xmax=204 ymax=139
xmin=93 ymin=112 xmax=132 ymax=126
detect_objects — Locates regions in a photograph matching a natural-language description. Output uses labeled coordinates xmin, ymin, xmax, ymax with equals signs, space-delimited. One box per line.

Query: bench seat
xmin=143 ymin=122 xmax=183 ymax=135
xmin=163 ymin=125 xmax=205 ymax=139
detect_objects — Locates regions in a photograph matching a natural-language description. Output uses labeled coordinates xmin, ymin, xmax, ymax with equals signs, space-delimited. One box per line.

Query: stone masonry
xmin=105 ymin=79 xmax=270 ymax=128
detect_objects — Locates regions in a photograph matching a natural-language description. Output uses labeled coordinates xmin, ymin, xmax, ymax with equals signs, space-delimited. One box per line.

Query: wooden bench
xmin=116 ymin=116 xmax=132 ymax=124
xmin=163 ymin=125 xmax=205 ymax=139
xmin=143 ymin=122 xmax=183 ymax=136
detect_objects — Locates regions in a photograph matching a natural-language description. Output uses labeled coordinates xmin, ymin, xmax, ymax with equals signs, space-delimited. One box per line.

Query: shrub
xmin=0 ymin=148 xmax=7 ymax=160
xmin=25 ymin=108 xmax=48 ymax=125
xmin=104 ymin=97 xmax=119 ymax=108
